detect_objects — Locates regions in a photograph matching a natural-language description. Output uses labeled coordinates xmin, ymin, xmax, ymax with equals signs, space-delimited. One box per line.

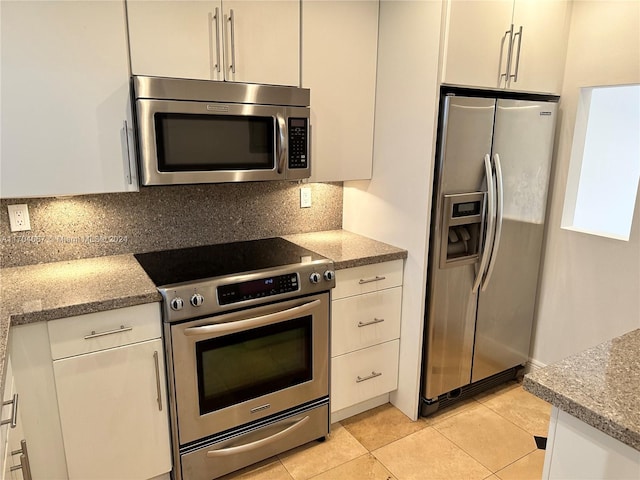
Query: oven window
xmin=196 ymin=316 xmax=312 ymax=415
xmin=155 ymin=113 xmax=275 ymax=171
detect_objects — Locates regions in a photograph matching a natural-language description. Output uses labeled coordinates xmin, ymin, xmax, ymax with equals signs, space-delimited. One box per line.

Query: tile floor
xmin=221 ymin=381 xmax=552 ymax=480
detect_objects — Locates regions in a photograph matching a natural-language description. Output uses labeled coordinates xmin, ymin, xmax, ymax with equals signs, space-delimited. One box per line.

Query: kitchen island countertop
xmin=523 ymin=328 xmax=640 ymax=451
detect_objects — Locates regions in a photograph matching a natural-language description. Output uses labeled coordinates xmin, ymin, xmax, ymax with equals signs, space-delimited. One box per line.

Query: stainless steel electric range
xmin=135 ymin=237 xmax=335 ymax=480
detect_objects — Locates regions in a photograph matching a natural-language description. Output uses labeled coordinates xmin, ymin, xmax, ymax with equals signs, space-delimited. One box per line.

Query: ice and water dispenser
xmin=439 ymin=192 xmax=486 ymax=268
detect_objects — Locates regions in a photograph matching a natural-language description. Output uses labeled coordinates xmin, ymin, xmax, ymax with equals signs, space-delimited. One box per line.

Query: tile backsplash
xmin=0 ymin=182 xmax=342 ymax=268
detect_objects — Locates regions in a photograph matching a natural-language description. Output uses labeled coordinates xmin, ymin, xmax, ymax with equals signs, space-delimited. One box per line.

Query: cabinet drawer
xmin=331 ymin=340 xmax=399 ymax=412
xmin=48 ymin=303 xmax=161 ymax=360
xmin=333 ymin=260 xmax=403 ymax=300
xmin=332 ymin=287 xmax=402 ymax=357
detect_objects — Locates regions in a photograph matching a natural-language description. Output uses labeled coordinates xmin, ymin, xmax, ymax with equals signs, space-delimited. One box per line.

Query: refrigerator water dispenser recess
xmin=439 ymin=192 xmax=486 ymax=268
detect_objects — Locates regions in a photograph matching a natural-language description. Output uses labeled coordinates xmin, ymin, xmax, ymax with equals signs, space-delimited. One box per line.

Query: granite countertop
xmin=0 ymin=230 xmax=406 ymax=398
xmin=283 ymin=230 xmax=407 ymax=269
xmin=523 ymin=328 xmax=640 ymax=451
xmin=0 ymin=254 xmax=161 ymax=397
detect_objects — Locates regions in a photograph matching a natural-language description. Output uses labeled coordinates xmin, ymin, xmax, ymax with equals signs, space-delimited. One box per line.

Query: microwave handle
xmin=276 ymin=113 xmax=287 ymax=174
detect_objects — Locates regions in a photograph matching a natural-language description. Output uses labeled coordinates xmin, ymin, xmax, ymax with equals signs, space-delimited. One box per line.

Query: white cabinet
xmin=0 ymin=0 xmax=137 ymax=198
xmin=330 ymin=260 xmax=403 ymax=421
xmin=127 ymin=0 xmax=300 ymax=86
xmin=48 ymin=304 xmax=171 ymax=480
xmin=1 ymin=359 xmax=30 ymax=480
xmin=442 ymin=0 xmax=570 ymax=94
xmin=9 ymin=303 xmax=171 ymax=480
xmin=302 ymin=0 xmax=378 ymax=182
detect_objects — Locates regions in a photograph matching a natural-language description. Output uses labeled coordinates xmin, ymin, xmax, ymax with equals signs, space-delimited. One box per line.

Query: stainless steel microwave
xmin=132 ymin=76 xmax=311 ymax=186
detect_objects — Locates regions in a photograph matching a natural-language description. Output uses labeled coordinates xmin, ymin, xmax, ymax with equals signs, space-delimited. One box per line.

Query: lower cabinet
xmin=330 ymin=260 xmax=403 ymax=421
xmin=2 ymin=359 xmax=30 ymax=480
xmin=9 ymin=303 xmax=171 ymax=480
xmin=52 ymin=339 xmax=170 ymax=479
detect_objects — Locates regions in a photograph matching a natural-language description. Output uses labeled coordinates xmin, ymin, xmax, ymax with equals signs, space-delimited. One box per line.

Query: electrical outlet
xmin=300 ymin=187 xmax=312 ymax=208
xmin=8 ymin=204 xmax=31 ymax=232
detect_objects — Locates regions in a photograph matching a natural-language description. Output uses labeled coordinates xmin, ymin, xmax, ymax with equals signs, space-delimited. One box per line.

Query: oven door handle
xmin=205 ymin=415 xmax=310 ymax=458
xmin=183 ymin=299 xmax=321 ymax=336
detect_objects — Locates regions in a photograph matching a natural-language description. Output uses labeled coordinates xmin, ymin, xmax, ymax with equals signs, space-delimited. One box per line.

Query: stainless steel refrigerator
xmin=420 ymin=86 xmax=558 ymax=415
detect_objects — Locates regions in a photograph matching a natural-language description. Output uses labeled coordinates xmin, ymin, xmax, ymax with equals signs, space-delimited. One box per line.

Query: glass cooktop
xmin=134 ymin=237 xmax=328 ymax=287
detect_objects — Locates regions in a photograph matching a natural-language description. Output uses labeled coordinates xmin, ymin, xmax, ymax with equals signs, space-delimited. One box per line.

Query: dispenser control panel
xmin=440 ymin=192 xmax=486 ymax=268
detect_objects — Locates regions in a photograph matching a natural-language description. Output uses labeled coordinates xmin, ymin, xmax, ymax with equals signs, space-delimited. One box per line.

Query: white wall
xmin=342 ymin=0 xmax=443 ymax=420
xmin=531 ymin=0 xmax=640 ymax=366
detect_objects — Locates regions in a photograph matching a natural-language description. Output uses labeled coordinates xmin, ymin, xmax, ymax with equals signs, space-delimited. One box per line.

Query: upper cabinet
xmin=127 ymin=0 xmax=300 ymax=86
xmin=302 ymin=0 xmax=379 ymax=182
xmin=0 ymin=0 xmax=137 ymax=198
xmin=442 ymin=0 xmax=571 ymax=94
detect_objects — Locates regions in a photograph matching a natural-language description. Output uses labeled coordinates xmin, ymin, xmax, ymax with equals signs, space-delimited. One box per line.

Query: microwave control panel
xmin=288 ymin=118 xmax=308 ymax=169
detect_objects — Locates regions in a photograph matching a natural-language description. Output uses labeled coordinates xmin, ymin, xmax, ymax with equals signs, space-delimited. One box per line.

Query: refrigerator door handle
xmin=482 ymin=154 xmax=504 ymax=291
xmin=472 ymin=154 xmax=496 ymax=293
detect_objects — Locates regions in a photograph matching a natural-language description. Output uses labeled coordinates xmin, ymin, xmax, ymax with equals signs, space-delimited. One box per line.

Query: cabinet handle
xmin=83 ymin=325 xmax=132 ymax=340
xmin=10 ymin=441 xmax=33 ymax=480
xmin=358 ymin=318 xmax=385 ymax=328
xmin=153 ymin=351 xmax=163 ymax=412
xmin=509 ymin=26 xmax=523 ymax=82
xmin=356 ymin=371 xmax=382 ymax=383
xmin=500 ymin=24 xmax=514 ymax=86
xmin=212 ymin=7 xmax=221 ymax=74
xmin=358 ymin=276 xmax=386 ymax=285
xmin=228 ymin=9 xmax=236 ymax=74
xmin=122 ymin=120 xmax=133 ymax=185
xmin=1 ymin=393 xmax=19 ymax=428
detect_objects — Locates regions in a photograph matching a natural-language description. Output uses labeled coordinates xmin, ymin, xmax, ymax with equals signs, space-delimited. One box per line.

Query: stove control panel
xmin=218 ymin=273 xmax=299 ymax=306
xmin=158 ymin=260 xmax=335 ymax=322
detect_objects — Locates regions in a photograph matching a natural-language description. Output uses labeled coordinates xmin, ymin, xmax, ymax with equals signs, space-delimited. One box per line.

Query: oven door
xmin=170 ymin=293 xmax=329 ymax=445
xmin=136 ymin=99 xmax=290 ymax=185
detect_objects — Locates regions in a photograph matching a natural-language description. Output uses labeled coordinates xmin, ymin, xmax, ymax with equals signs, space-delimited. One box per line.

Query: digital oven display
xmin=217 ymin=273 xmax=299 ymax=305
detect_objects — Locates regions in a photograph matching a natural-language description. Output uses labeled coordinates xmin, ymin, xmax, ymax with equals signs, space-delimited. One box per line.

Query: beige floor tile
xmin=373 ymin=427 xmax=492 ymax=480
xmin=220 ymin=457 xmax=294 ymax=480
xmin=474 ymin=381 xmax=522 ymax=403
xmin=481 ymin=386 xmax=552 ymax=438
xmin=495 ymin=449 xmax=546 ymax=480
xmin=309 ymin=453 xmax=397 ymax=480
xmin=420 ymin=398 xmax=480 ymax=426
xmin=341 ymin=403 xmax=427 ymax=451
xmin=278 ymin=423 xmax=367 ymax=480
xmin=433 ymin=402 xmax=536 ymax=472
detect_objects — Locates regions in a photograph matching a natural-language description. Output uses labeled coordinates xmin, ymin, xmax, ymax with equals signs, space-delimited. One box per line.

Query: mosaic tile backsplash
xmin=0 ymin=181 xmax=342 ymax=268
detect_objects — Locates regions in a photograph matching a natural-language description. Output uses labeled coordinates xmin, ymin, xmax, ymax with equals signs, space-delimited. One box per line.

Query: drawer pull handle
xmin=358 ymin=318 xmax=385 ymax=328
xmin=1 ymin=393 xmax=19 ymax=428
xmin=356 ymin=371 xmax=382 ymax=383
xmin=10 ymin=441 xmax=32 ymax=480
xmin=359 ymin=275 xmax=386 ymax=285
xmin=84 ymin=325 xmax=133 ymax=340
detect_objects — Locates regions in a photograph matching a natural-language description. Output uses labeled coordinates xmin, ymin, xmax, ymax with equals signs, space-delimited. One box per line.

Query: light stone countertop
xmin=0 ymin=254 xmax=162 ymax=397
xmin=523 ymin=328 xmax=640 ymax=451
xmin=0 ymin=230 xmax=407 ymax=399
xmin=283 ymin=230 xmax=408 ymax=269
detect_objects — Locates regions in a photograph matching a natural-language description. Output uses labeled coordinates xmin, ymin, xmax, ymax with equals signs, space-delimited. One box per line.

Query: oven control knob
xmin=324 ymin=270 xmax=335 ymax=282
xmin=190 ymin=293 xmax=205 ymax=307
xmin=309 ymin=272 xmax=321 ymax=284
xmin=170 ymin=297 xmax=184 ymax=311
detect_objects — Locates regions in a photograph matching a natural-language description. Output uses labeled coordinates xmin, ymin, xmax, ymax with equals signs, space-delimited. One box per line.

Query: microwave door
xmin=136 ymin=99 xmax=285 ymax=185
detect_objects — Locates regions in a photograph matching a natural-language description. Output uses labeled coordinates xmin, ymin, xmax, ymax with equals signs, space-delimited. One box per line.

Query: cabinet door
xmin=442 ymin=0 xmax=514 ymax=89
xmin=303 ymin=0 xmax=378 ymax=182
xmin=0 ymin=0 xmax=135 ymax=198
xmin=223 ymin=1 xmax=300 ymax=86
xmin=509 ymin=0 xmax=570 ymax=94
xmin=127 ymin=0 xmax=219 ymax=80
xmin=52 ymin=339 xmax=171 ymax=480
